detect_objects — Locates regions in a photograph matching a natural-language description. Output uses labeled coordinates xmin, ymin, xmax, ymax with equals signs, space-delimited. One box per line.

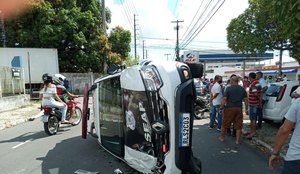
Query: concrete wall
xmin=0 ymin=94 xmax=30 ymax=112
xmin=61 ymin=72 xmax=101 ymax=94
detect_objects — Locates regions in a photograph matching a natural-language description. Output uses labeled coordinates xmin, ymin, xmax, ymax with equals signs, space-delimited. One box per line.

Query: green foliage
xmin=4 ymin=0 xmax=114 ymax=73
xmin=273 ymin=0 xmax=300 ymax=61
xmin=227 ymin=0 xmax=300 ymax=63
xmin=125 ymin=57 xmax=139 ymax=67
xmin=108 ymin=26 xmax=131 ymax=62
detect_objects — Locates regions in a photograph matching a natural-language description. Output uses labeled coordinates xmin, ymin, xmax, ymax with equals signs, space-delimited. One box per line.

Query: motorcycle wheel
xmin=194 ymin=105 xmax=204 ymax=119
xmin=71 ymin=107 xmax=82 ymax=125
xmin=44 ymin=116 xmax=59 ymax=135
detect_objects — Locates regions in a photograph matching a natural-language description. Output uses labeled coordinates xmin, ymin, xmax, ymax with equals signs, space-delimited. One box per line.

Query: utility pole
xmin=100 ymin=0 xmax=107 ymax=72
xmin=171 ymin=20 xmax=184 ymax=61
xmin=0 ymin=11 xmax=6 ymax=47
xmin=134 ymin=14 xmax=137 ymax=59
xmin=101 ymin=0 xmax=106 ymax=33
xmin=164 ymin=53 xmax=171 ymax=61
xmin=143 ymin=40 xmax=145 ymax=59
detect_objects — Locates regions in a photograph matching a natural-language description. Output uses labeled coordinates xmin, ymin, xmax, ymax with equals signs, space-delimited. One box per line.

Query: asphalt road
xmin=0 ymin=107 xmax=284 ymax=174
xmin=192 ymin=119 xmax=283 ymax=174
xmin=0 ymin=117 xmax=132 ymax=174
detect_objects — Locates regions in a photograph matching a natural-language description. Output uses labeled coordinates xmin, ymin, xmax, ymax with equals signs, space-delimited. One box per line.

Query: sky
xmin=106 ymin=0 xmax=294 ymax=64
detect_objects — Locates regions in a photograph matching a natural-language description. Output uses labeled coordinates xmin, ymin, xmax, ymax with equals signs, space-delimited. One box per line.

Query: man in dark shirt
xmin=219 ymin=75 xmax=248 ymax=144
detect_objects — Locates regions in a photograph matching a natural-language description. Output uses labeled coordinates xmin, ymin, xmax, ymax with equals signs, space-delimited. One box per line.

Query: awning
xmin=262 ymin=69 xmax=298 ymax=74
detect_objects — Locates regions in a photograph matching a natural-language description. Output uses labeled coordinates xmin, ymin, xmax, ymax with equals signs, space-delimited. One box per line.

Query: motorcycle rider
xmin=53 ymin=74 xmax=79 ymax=124
xmin=40 ymin=73 xmax=68 ymax=123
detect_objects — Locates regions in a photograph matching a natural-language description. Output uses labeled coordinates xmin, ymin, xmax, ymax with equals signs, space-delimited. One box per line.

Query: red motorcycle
xmin=41 ymin=99 xmax=82 ymax=135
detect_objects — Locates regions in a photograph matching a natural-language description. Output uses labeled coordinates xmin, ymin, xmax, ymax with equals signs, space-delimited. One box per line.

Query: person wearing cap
xmin=256 ymin=71 xmax=268 ymax=129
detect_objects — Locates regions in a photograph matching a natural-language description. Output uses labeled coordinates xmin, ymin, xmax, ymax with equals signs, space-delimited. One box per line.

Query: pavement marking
xmin=12 ymin=138 xmax=33 ymax=149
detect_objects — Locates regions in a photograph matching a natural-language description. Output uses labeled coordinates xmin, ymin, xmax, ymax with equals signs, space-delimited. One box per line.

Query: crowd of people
xmin=205 ymin=72 xmax=267 ymax=140
xmin=201 ymin=72 xmax=300 ymax=174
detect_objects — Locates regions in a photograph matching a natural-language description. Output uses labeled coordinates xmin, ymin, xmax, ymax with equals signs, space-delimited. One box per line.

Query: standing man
xmin=247 ymin=72 xmax=261 ymax=139
xmin=256 ymin=71 xmax=268 ymax=129
xmin=269 ymin=98 xmax=300 ymax=173
xmin=209 ymin=75 xmax=223 ymax=131
xmin=283 ymin=74 xmax=288 ymax=81
xmin=219 ymin=75 xmax=248 ymax=144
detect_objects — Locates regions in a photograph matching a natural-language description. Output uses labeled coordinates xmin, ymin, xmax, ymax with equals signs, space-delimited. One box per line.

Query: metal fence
xmin=0 ymin=66 xmax=25 ymax=97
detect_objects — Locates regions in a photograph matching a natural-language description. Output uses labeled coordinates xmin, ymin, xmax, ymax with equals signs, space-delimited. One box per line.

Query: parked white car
xmin=263 ymin=80 xmax=299 ymax=123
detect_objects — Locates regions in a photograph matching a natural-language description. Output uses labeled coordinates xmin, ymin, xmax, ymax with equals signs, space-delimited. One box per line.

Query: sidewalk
xmin=0 ymin=102 xmax=42 ymax=130
xmin=242 ymin=116 xmax=290 ymax=157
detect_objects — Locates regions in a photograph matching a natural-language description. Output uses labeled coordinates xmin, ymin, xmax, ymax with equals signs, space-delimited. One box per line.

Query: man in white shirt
xmin=283 ymin=74 xmax=288 ymax=81
xmin=209 ymin=75 xmax=223 ymax=131
xmin=256 ymin=71 xmax=268 ymax=129
xmin=269 ymin=98 xmax=300 ymax=173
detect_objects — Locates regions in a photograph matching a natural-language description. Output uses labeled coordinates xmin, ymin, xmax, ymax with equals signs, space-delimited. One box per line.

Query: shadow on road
xmin=0 ymin=131 xmax=47 ymax=144
xmin=37 ymin=135 xmax=137 ymax=174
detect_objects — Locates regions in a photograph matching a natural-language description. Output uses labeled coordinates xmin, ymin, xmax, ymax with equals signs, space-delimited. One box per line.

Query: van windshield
xmin=266 ymin=85 xmax=282 ymax=97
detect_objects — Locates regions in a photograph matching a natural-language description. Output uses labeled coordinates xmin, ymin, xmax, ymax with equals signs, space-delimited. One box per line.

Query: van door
xmin=98 ymin=76 xmax=124 ymax=157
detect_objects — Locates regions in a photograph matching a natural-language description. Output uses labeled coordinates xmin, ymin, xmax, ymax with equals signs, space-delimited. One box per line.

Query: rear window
xmin=266 ymin=85 xmax=282 ymax=97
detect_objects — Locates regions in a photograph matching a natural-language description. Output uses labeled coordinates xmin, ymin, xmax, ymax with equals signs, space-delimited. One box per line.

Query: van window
xmin=266 ymin=84 xmax=281 ymax=97
xmin=98 ymin=76 xmax=123 ymax=157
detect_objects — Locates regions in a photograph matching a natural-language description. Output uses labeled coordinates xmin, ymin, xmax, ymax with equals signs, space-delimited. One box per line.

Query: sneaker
xmin=217 ymin=128 xmax=221 ymax=132
xmin=208 ymin=126 xmax=213 ymax=130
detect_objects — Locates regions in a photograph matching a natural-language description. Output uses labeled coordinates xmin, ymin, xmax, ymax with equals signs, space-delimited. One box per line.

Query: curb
xmin=0 ymin=111 xmax=43 ymax=131
xmin=241 ymin=130 xmax=285 ymax=158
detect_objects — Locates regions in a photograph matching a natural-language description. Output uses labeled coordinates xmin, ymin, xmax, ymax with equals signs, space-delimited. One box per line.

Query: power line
xmin=139 ymin=36 xmax=226 ymax=43
xmin=180 ymin=0 xmax=205 ymax=40
xmin=180 ymin=0 xmax=225 ymax=49
xmin=119 ymin=0 xmax=134 ymax=30
xmin=180 ymin=0 xmax=215 ymax=48
xmin=182 ymin=0 xmax=226 ymax=49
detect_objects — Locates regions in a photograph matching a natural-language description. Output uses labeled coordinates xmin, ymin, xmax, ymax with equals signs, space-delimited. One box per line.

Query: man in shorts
xmin=247 ymin=72 xmax=262 ymax=139
xmin=219 ymin=75 xmax=248 ymax=144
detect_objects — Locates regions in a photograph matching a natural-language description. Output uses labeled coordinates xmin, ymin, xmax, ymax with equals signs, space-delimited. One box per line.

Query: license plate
xmin=41 ymin=115 xmax=49 ymax=122
xmin=179 ymin=113 xmax=190 ymax=147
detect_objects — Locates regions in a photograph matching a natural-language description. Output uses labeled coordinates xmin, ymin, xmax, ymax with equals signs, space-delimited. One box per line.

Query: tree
xmin=108 ymin=26 xmax=131 ymax=63
xmin=227 ymin=0 xmax=295 ymax=74
xmin=272 ymin=0 xmax=300 ymax=61
xmin=4 ymin=0 xmax=112 ymax=73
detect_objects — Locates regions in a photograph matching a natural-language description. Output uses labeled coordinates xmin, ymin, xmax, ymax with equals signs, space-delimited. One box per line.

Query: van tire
xmin=186 ymin=62 xmax=203 ymax=78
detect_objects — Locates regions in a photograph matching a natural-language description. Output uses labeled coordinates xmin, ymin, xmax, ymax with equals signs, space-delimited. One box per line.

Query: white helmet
xmin=53 ymin=74 xmax=66 ymax=85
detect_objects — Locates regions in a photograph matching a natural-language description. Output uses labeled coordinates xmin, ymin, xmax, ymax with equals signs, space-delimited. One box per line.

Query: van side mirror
xmin=152 ymin=120 xmax=169 ymax=135
xmin=89 ymin=84 xmax=97 ymax=91
xmin=185 ymin=62 xmax=203 ymax=78
xmin=107 ymin=64 xmax=119 ymax=75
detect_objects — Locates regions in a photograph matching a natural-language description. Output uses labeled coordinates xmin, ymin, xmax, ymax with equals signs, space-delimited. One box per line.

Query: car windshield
xmin=266 ymin=84 xmax=282 ymax=97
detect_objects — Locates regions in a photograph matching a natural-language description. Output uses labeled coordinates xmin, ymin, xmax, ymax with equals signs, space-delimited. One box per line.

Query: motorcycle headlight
xmin=140 ymin=66 xmax=163 ymax=91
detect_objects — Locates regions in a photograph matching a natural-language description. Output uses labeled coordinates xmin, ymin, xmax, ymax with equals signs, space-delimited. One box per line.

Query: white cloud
xmin=106 ymin=0 xmax=249 ymax=60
